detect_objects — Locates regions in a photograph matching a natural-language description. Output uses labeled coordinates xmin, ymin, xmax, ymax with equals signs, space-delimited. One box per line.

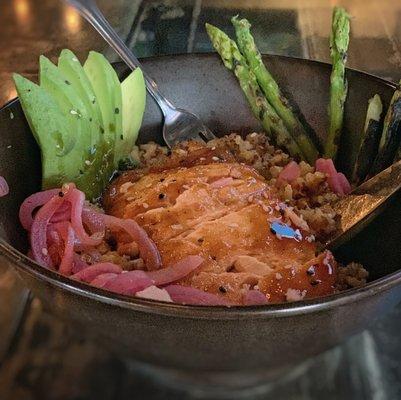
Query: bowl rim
xmin=1 ymin=52 xmax=400 ymax=320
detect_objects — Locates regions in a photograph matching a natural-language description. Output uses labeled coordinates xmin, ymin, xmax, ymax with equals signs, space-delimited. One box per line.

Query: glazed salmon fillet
xmin=104 ymin=146 xmax=337 ymax=305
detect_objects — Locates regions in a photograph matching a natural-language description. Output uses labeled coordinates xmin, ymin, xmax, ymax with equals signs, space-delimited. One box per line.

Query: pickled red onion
xmin=30 ymin=194 xmax=65 ymax=267
xmin=72 ymin=254 xmax=90 ymax=274
xmin=58 ymin=223 xmax=75 ymax=276
xmin=277 ymin=161 xmax=301 ymax=184
xmin=91 ymin=273 xmax=119 ymax=288
xmin=147 ymin=255 xmax=204 ymax=286
xmin=243 ymin=290 xmax=268 ymax=305
xmin=50 ymin=202 xmax=71 ymax=223
xmin=337 ymin=173 xmax=352 ymax=195
xmin=104 ymin=215 xmax=161 ymax=271
xmin=103 ymin=270 xmax=153 ymax=295
xmin=72 ymin=262 xmax=122 ymax=283
xmin=82 ymin=205 xmax=105 ymax=234
xmin=165 ymin=285 xmax=231 ymax=306
xmin=66 ymin=188 xmax=103 ymax=246
xmin=19 ymin=189 xmax=60 ymax=230
xmin=315 ymin=158 xmax=351 ymax=196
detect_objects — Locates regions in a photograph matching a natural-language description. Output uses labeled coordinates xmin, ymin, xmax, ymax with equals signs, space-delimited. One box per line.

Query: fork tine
xmin=199 ymin=126 xmax=216 ymax=142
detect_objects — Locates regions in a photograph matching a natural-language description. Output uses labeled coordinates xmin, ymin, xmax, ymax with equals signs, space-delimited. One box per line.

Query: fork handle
xmin=65 ymin=0 xmax=175 ymax=116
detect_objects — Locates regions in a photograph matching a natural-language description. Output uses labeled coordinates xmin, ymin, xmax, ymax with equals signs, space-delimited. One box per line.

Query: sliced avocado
xmin=58 ymin=49 xmax=114 ymax=196
xmin=39 ymin=56 xmax=110 ymax=200
xmin=13 ymin=74 xmax=78 ymax=188
xmin=83 ymin=51 xmax=122 ymax=167
xmin=58 ymin=49 xmax=104 ymax=149
xmin=39 ymin=55 xmax=91 ymax=161
xmin=118 ymin=68 xmax=146 ymax=163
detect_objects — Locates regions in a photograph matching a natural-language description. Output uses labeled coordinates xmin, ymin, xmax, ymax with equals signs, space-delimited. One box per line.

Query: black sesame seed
xmin=219 ymin=286 xmax=227 ymax=293
xmin=79 ymin=169 xmax=84 ymax=175
xmin=158 ymin=193 xmax=165 ymax=199
xmin=160 ymin=178 xmax=165 ymax=182
xmin=211 ymin=256 xmax=217 ymax=261
xmin=100 ymin=127 xmax=105 ymax=134
xmin=65 ymin=80 xmax=71 ymax=85
xmin=58 ymin=191 xmax=64 ymax=197
xmin=120 ymin=134 xmax=123 ymax=140
xmin=115 ymin=107 xmax=120 ymax=114
xmin=310 ymin=279 xmax=321 ymax=286
xmin=197 ymin=238 xmax=204 ymax=243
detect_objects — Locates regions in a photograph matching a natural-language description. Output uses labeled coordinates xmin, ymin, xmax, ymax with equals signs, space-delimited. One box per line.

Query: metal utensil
xmin=327 ymin=160 xmax=401 ymax=250
xmin=64 ymin=0 xmax=216 ymax=147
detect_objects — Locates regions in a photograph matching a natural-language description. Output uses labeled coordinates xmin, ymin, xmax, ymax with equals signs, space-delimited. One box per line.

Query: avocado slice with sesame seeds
xmin=39 ymin=56 xmax=109 ymax=200
xmin=57 ymin=49 xmax=114 ymax=198
xmin=84 ymin=51 xmax=122 ymax=168
xmin=13 ymin=74 xmax=80 ymax=189
xmin=14 ymin=49 xmax=146 ymax=200
xmin=118 ymin=68 xmax=146 ymax=167
xmin=58 ymin=49 xmax=104 ymax=152
xmin=39 ymin=55 xmax=91 ymax=160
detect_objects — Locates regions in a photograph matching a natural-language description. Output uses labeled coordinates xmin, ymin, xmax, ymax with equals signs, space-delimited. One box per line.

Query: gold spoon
xmin=327 ymin=160 xmax=401 ymax=250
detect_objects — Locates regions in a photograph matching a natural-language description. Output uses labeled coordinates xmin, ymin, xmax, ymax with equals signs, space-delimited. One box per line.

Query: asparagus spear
xmin=371 ymin=83 xmax=401 ymax=174
xmin=352 ymin=94 xmax=383 ymax=183
xmin=324 ymin=7 xmax=351 ymax=159
xmin=231 ymin=16 xmax=319 ymax=164
xmin=205 ymin=23 xmax=303 ymax=160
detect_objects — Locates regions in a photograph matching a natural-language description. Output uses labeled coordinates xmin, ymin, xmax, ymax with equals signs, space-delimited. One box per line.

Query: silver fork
xmin=64 ymin=0 xmax=216 ymax=148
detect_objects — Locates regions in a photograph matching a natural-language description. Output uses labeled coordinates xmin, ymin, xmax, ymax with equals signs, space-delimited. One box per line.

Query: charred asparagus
xmin=231 ymin=16 xmax=319 ymax=164
xmin=206 ymin=23 xmax=303 ymax=159
xmin=324 ymin=7 xmax=351 ymax=160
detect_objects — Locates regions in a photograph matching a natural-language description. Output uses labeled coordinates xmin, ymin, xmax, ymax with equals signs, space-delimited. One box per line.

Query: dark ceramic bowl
xmin=1 ymin=54 xmax=401 ymax=382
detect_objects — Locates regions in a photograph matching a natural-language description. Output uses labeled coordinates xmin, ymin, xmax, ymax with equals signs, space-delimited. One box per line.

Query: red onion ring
xmin=91 ymin=273 xmax=119 ymax=288
xmin=19 ymin=188 xmax=60 ymax=231
xmin=58 ymin=223 xmax=75 ymax=276
xmin=103 ymin=270 xmax=153 ymax=295
xmin=82 ymin=205 xmax=105 ymax=234
xmin=147 ymin=255 xmax=204 ymax=286
xmin=277 ymin=161 xmax=301 ymax=184
xmin=337 ymin=173 xmax=352 ymax=195
xmin=30 ymin=194 xmax=65 ymax=267
xmin=71 ymin=262 xmax=122 ymax=283
xmin=104 ymin=215 xmax=161 ymax=271
xmin=164 ymin=285 xmax=231 ymax=306
xmin=66 ymin=188 xmax=103 ymax=246
xmin=50 ymin=202 xmax=71 ymax=223
xmin=47 ymin=225 xmax=63 ymax=266
xmin=72 ymin=254 xmax=90 ymax=274
xmin=243 ymin=290 xmax=268 ymax=305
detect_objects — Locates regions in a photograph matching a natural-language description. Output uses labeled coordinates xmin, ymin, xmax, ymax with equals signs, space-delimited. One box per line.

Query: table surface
xmin=1 ymin=1 xmax=401 ymax=399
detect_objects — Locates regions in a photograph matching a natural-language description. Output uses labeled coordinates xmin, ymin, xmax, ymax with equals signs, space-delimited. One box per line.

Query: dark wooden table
xmin=1 ymin=1 xmax=401 ymax=399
